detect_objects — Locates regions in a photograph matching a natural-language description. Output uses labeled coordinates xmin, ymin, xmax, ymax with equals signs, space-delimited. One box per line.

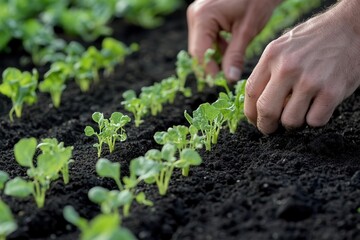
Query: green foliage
xmin=84 ymin=112 xmax=131 ymax=157
xmin=138 ymin=144 xmax=202 ymax=195
xmin=116 ymin=0 xmax=182 ymax=28
xmin=121 ymin=90 xmax=148 ymax=127
xmin=63 ymin=206 xmax=136 ymax=240
xmin=101 ymin=38 xmax=139 ymax=76
xmin=0 ymin=170 xmax=9 ymax=190
xmin=37 ymin=138 xmax=74 ymax=184
xmin=213 ymin=79 xmax=247 ymax=133
xmin=90 ymin=158 xmax=154 ymax=217
xmin=245 ymin=0 xmax=322 ymax=59
xmin=0 ymin=68 xmax=38 ymax=121
xmin=154 ymin=125 xmax=203 ymax=176
xmin=0 ymin=199 xmax=17 ymax=240
xmin=4 ymin=137 xmax=73 ymax=208
xmin=185 ymin=103 xmax=225 ymax=151
xmin=60 ymin=8 xmax=112 ymax=42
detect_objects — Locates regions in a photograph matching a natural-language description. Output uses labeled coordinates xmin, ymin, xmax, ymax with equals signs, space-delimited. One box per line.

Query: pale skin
xmin=187 ymin=0 xmax=360 ymax=135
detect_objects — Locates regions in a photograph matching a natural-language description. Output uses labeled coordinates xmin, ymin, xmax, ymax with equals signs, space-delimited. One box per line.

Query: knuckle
xmin=262 ymin=40 xmax=280 ymax=60
xmin=256 ymin=97 xmax=276 ymax=120
xmin=306 ymin=114 xmax=328 ymax=128
xmin=281 ymin=114 xmax=304 ymax=130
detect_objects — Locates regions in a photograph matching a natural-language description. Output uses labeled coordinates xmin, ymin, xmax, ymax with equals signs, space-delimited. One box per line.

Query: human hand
xmin=187 ymin=0 xmax=281 ymax=83
xmin=244 ymin=0 xmax=360 ymax=135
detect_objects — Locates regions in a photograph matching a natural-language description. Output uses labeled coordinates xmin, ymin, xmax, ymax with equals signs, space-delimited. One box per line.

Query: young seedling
xmin=140 ymin=84 xmax=163 ymax=116
xmin=84 ymin=112 xmax=131 ymax=157
xmin=121 ymin=90 xmax=148 ymax=127
xmin=101 ymin=38 xmax=138 ymax=76
xmin=185 ymin=102 xmax=226 ymax=151
xmin=140 ymin=144 xmax=202 ymax=194
xmin=90 ymin=158 xmax=155 ymax=217
xmin=63 ymin=206 xmax=136 ymax=240
xmin=37 ymin=138 xmax=74 ymax=184
xmin=175 ymin=50 xmax=193 ymax=96
xmin=4 ymin=138 xmax=73 ymax=208
xmin=0 ymin=68 xmax=38 ymax=121
xmin=154 ymin=125 xmax=204 ymax=176
xmin=0 ymin=199 xmax=17 ymax=240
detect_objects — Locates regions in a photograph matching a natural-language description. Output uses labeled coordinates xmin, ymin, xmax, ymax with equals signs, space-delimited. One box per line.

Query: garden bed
xmin=1 ymin=1 xmax=360 ymax=240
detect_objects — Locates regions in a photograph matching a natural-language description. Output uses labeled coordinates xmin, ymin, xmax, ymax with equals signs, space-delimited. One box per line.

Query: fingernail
xmin=228 ymin=66 xmax=242 ymax=81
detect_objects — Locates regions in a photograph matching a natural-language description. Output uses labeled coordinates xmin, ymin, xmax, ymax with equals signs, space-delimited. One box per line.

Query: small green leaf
xmin=92 ymin=112 xmax=103 ymax=123
xmin=84 ymin=126 xmax=95 ymax=136
xmin=0 ymin=170 xmax=9 ymax=190
xmin=0 ymin=199 xmax=17 ymax=237
xmin=161 ymin=144 xmax=176 ymax=162
xmin=4 ymin=177 xmax=33 ymax=198
xmin=180 ymin=149 xmax=202 ymax=166
xmin=88 ymin=186 xmax=110 ymax=204
xmin=96 ymin=158 xmax=120 ymax=181
xmin=14 ymin=138 xmax=37 ymax=167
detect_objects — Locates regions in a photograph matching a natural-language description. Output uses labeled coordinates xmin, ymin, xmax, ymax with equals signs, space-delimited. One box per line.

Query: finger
xmin=256 ymin=76 xmax=293 ymax=135
xmin=280 ymin=88 xmax=315 ymax=130
xmin=306 ymin=90 xmax=340 ymax=128
xmin=187 ymin=5 xmax=220 ymax=74
xmin=244 ymin=56 xmax=271 ymax=126
xmin=221 ymin=25 xmax=251 ymax=83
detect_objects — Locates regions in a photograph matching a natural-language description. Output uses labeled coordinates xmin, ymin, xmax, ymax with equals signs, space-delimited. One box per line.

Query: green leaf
xmin=180 ymin=149 xmax=202 ymax=166
xmin=0 ymin=170 xmax=9 ymax=190
xmin=88 ymin=186 xmax=110 ymax=204
xmin=0 ymin=199 xmax=17 ymax=237
xmin=154 ymin=131 xmax=167 ymax=145
xmin=96 ymin=158 xmax=120 ymax=181
xmin=135 ymin=192 xmax=153 ymax=206
xmin=92 ymin=112 xmax=103 ymax=123
xmin=84 ymin=126 xmax=95 ymax=136
xmin=130 ymin=157 xmax=160 ymax=180
xmin=4 ymin=177 xmax=33 ymax=198
xmin=63 ymin=206 xmax=88 ymax=230
xmin=161 ymin=144 xmax=176 ymax=162
xmin=14 ymin=138 xmax=37 ymax=168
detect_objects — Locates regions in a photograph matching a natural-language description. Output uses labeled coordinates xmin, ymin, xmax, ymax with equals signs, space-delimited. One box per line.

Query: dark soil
xmin=2 ymin=1 xmax=360 ymax=240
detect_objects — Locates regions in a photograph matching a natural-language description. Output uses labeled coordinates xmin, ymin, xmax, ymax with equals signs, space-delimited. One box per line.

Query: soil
xmin=2 ymin=1 xmax=360 ymax=240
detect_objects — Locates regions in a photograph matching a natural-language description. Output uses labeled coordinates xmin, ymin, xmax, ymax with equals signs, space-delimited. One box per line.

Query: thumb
xmin=221 ymin=28 xmax=250 ymax=83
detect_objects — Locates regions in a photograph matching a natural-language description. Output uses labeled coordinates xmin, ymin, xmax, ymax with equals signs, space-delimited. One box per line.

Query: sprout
xmin=4 ymin=138 xmax=73 ymax=208
xmin=84 ymin=112 xmax=131 ymax=157
xmin=63 ymin=206 xmax=136 ymax=240
xmin=90 ymin=158 xmax=155 ymax=217
xmin=0 ymin=68 xmax=38 ymax=121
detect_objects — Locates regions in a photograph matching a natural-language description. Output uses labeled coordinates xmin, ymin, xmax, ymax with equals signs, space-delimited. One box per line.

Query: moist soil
xmin=2 ymin=1 xmax=360 ymax=240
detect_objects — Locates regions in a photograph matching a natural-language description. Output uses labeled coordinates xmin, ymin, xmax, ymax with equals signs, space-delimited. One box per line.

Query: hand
xmin=244 ymin=0 xmax=360 ymax=134
xmin=187 ymin=0 xmax=281 ymax=82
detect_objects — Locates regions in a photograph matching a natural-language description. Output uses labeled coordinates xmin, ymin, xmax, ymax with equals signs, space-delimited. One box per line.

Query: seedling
xmin=0 ymin=199 xmax=17 ymax=240
xmin=121 ymin=90 xmax=148 ymax=127
xmin=84 ymin=112 xmax=131 ymax=157
xmin=0 ymin=68 xmax=38 ymax=121
xmin=185 ymin=103 xmax=226 ymax=151
xmin=90 ymin=158 xmax=154 ymax=217
xmin=175 ymin=50 xmax=193 ymax=95
xmin=39 ymin=71 xmax=66 ymax=108
xmin=63 ymin=206 xmax=136 ymax=240
xmin=154 ymin=125 xmax=204 ymax=151
xmin=101 ymin=38 xmax=138 ymax=76
xmin=140 ymin=144 xmax=202 ymax=195
xmin=4 ymin=138 xmax=73 ymax=208
xmin=37 ymin=138 xmax=74 ymax=184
